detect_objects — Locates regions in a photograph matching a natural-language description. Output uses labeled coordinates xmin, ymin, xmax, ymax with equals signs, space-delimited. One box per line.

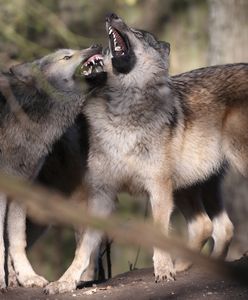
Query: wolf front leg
xmin=79 ymin=232 xmax=99 ymax=282
xmin=44 ymin=187 xmax=115 ymax=294
xmin=44 ymin=228 xmax=103 ymax=294
xmin=0 ymin=193 xmax=7 ymax=291
xmin=7 ymin=201 xmax=48 ymax=287
xmin=148 ymin=179 xmax=176 ymax=282
xmin=7 ymin=254 xmax=18 ymax=287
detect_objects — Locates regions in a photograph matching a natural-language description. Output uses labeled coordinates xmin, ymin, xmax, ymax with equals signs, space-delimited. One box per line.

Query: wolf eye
xmin=63 ymin=55 xmax=72 ymax=60
xmin=131 ymin=29 xmax=143 ymax=38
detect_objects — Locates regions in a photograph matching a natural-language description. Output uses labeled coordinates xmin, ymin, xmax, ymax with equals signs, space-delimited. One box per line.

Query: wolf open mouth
xmin=80 ymin=54 xmax=104 ymax=77
xmin=108 ymin=25 xmax=129 ymax=57
xmin=105 ymin=17 xmax=135 ymax=74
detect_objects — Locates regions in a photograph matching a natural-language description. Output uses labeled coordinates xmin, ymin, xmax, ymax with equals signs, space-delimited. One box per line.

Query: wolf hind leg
xmin=211 ymin=211 xmax=234 ymax=258
xmin=174 ymin=185 xmax=213 ymax=273
xmin=202 ymin=174 xmax=234 ymax=259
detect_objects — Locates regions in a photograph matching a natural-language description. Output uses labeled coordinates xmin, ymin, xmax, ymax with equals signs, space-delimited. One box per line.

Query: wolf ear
xmin=10 ymin=63 xmax=35 ymax=84
xmin=159 ymin=41 xmax=170 ymax=57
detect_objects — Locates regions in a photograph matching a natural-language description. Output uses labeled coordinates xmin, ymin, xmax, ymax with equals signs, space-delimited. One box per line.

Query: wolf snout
xmin=83 ymin=44 xmax=103 ymax=57
xmin=106 ymin=12 xmax=119 ymax=23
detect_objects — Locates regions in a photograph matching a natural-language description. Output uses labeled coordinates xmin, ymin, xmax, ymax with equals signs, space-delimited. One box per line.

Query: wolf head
xmin=100 ymin=13 xmax=170 ymax=88
xmin=10 ymin=45 xmax=103 ymax=93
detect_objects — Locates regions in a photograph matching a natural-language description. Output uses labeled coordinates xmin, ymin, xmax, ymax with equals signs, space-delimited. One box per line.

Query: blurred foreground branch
xmin=0 ymin=172 xmax=247 ymax=284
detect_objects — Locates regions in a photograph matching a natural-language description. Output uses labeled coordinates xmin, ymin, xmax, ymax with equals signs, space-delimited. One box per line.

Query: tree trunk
xmin=208 ymin=0 xmax=248 ymax=65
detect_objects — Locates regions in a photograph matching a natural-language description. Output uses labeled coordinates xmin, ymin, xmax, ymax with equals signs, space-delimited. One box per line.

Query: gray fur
xmin=0 ymin=50 xmax=88 ymax=179
xmin=45 ymin=15 xmax=248 ymax=294
xmin=0 ymin=46 xmax=100 ymax=290
xmin=45 ymin=17 xmax=181 ymax=294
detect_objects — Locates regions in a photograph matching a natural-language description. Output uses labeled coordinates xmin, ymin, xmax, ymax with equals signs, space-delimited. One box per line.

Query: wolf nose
xmin=106 ymin=12 xmax=119 ymax=22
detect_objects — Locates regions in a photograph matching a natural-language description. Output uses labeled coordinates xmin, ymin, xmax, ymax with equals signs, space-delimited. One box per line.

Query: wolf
xmin=7 ymin=113 xmax=104 ymax=287
xmin=45 ymin=13 xmax=247 ymax=294
xmin=6 ymin=117 xmax=88 ymax=287
xmin=0 ymin=45 xmax=104 ymax=290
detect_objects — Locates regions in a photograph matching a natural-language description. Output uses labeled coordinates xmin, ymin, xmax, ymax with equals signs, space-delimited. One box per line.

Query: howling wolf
xmin=46 ymin=13 xmax=247 ymax=294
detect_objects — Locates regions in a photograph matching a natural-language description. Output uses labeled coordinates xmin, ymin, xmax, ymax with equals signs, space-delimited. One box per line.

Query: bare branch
xmin=0 ymin=172 xmax=247 ymax=284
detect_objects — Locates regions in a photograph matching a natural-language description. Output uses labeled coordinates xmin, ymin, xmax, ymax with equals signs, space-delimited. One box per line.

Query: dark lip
xmin=82 ymin=46 xmax=103 ymax=64
xmin=106 ymin=22 xmax=130 ymax=58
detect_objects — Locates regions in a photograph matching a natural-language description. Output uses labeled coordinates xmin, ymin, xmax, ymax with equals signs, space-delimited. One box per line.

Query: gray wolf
xmin=6 ymin=117 xmax=88 ymax=287
xmin=46 ymin=13 xmax=247 ymax=294
xmin=0 ymin=45 xmax=104 ymax=290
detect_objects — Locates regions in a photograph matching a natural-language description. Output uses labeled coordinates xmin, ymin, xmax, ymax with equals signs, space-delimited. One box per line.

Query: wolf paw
xmin=8 ymin=268 xmax=19 ymax=287
xmin=19 ymin=275 xmax=48 ymax=288
xmin=174 ymin=258 xmax=192 ymax=273
xmin=154 ymin=268 xmax=176 ymax=282
xmin=153 ymin=250 xmax=176 ymax=282
xmin=0 ymin=280 xmax=7 ymax=293
xmin=8 ymin=274 xmax=19 ymax=288
xmin=44 ymin=280 xmax=77 ymax=294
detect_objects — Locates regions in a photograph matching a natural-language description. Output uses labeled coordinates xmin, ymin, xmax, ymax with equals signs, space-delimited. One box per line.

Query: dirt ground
xmin=2 ymin=258 xmax=248 ymax=300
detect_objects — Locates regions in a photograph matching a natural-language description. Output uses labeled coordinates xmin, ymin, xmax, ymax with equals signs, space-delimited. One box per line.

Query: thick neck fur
xmin=0 ymin=73 xmax=84 ymax=178
xmin=92 ymin=69 xmax=177 ymax=130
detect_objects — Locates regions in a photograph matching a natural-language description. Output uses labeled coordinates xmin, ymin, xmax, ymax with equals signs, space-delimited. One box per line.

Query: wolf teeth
xmin=81 ymin=58 xmax=104 ymax=76
xmin=109 ymin=27 xmax=113 ymax=35
xmin=83 ymin=70 xmax=89 ymax=76
xmin=95 ymin=66 xmax=102 ymax=73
